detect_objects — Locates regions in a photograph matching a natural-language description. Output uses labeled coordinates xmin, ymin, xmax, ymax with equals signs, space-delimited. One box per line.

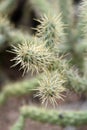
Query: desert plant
xmin=0 ymin=0 xmax=87 ymax=130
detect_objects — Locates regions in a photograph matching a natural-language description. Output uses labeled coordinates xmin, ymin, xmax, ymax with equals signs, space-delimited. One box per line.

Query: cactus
xmin=13 ymin=106 xmax=87 ymax=128
xmin=0 ymin=0 xmax=87 ymax=129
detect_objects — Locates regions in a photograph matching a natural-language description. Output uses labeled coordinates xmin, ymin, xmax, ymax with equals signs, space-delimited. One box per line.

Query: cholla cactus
xmin=10 ymin=0 xmax=87 ymax=106
xmin=36 ymin=14 xmax=65 ymax=49
xmin=10 ymin=8 xmax=67 ymax=105
xmin=1 ymin=0 xmax=87 ymax=129
xmin=11 ymin=37 xmax=56 ymax=75
xmin=35 ymin=71 xmax=66 ymax=106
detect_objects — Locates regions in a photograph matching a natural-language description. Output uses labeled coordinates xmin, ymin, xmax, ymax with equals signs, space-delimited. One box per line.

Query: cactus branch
xmin=15 ymin=106 xmax=87 ymax=126
xmin=0 ymin=75 xmax=40 ymax=105
xmin=0 ymin=64 xmax=87 ymax=106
